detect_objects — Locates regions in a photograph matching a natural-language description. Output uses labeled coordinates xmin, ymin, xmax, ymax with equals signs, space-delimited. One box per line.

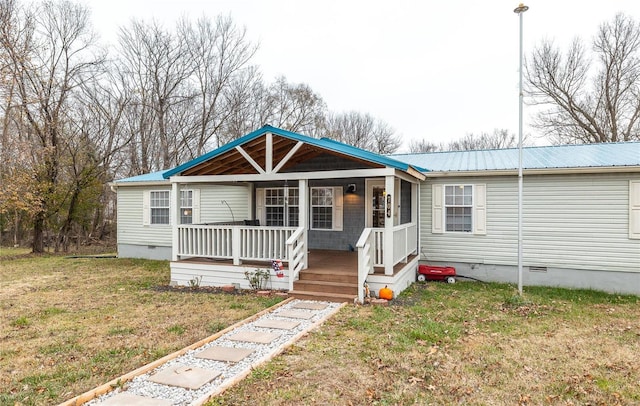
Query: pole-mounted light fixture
xmin=514 ymin=3 xmax=528 ymax=295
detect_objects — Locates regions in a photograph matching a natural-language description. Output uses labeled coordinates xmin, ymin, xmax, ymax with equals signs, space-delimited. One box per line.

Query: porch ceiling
xmin=182 ymin=133 xmax=383 ymax=176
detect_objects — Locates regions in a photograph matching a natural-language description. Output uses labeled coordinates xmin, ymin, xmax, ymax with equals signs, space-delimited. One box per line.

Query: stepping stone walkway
xmin=81 ymin=299 xmax=342 ymax=406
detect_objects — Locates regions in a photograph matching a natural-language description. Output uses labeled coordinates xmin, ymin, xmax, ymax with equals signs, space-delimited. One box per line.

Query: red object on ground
xmin=417 ymin=265 xmax=457 ymax=283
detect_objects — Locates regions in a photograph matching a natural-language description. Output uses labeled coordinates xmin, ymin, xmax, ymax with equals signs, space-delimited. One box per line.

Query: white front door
xmin=366 ymin=180 xmax=386 ymax=228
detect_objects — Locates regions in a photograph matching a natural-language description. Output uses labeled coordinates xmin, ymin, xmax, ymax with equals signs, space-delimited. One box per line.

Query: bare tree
xmin=179 ymin=15 xmax=258 ymax=154
xmin=117 ymin=19 xmax=193 ymax=172
xmin=407 ymin=139 xmax=441 ymax=153
xmin=526 ymin=13 xmax=640 ymax=144
xmin=266 ymin=76 xmax=326 ymax=136
xmin=323 ymin=111 xmax=401 ymax=154
xmin=447 ymin=129 xmax=518 ymax=151
xmin=1 ymin=0 xmax=104 ymax=252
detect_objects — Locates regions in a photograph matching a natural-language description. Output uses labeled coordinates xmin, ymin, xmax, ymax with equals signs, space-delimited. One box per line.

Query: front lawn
xmin=0 ymin=253 xmax=282 ymax=405
xmin=2 ymin=252 xmax=638 ymax=405
xmin=210 ymin=282 xmax=640 ymax=405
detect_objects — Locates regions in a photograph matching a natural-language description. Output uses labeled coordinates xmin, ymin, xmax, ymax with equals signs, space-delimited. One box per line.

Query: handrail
xmin=356 ymin=228 xmax=375 ymax=304
xmin=286 ymin=226 xmax=305 ymax=245
xmin=286 ymin=227 xmax=306 ymax=292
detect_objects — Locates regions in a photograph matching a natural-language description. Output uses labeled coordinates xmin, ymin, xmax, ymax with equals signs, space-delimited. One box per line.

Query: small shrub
xmin=244 ymin=268 xmax=271 ymax=290
xmin=188 ymin=275 xmax=202 ymax=288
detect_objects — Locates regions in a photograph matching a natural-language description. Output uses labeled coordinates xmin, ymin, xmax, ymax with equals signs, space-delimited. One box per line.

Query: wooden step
xmin=289 ymin=290 xmax=356 ymax=303
xmin=297 ymin=269 xmax=358 ymax=284
xmin=293 ymin=279 xmax=358 ymax=296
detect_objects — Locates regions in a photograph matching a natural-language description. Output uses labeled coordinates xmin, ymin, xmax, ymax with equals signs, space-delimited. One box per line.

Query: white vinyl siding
xmin=630 ymin=180 xmax=640 ymax=239
xmin=421 ymin=174 xmax=640 ymax=273
xmin=119 ymin=185 xmax=249 ymax=248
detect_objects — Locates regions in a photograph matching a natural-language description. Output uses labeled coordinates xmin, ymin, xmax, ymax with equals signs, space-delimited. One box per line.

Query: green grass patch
xmin=207 ymin=321 xmax=227 ymax=334
xmin=167 ymin=325 xmax=186 ymax=335
xmin=11 ymin=316 xmax=30 ymax=328
xmin=107 ymin=326 xmax=136 ymax=336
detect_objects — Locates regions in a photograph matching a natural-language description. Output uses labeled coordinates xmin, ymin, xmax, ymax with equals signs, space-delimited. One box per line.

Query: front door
xmin=366 ymin=180 xmax=386 ymax=228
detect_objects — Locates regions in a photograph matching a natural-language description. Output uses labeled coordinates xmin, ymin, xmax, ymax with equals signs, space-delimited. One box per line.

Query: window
xmin=432 ymin=184 xmax=485 ymax=235
xmin=311 ymin=187 xmax=334 ymax=229
xmin=180 ymin=190 xmax=193 ymax=224
xmin=264 ymin=188 xmax=298 ymax=227
xmin=445 ymin=185 xmax=473 ymax=232
xmin=150 ymin=191 xmax=170 ymax=225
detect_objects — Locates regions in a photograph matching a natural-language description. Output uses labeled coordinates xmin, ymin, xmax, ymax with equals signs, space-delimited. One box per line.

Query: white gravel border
xmin=85 ymin=299 xmax=343 ymax=406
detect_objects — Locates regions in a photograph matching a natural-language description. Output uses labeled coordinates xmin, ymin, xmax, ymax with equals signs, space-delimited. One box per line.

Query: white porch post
xmin=384 ymin=175 xmax=395 ymax=275
xmin=412 ymin=182 xmax=419 ymax=255
xmin=298 ymin=179 xmax=308 ymax=269
xmin=171 ymin=181 xmax=180 ymax=261
xmin=232 ymin=228 xmax=241 ymax=265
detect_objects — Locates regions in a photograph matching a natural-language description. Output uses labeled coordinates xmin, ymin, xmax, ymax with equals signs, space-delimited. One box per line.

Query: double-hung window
xmin=150 ymin=191 xmax=170 ymax=225
xmin=264 ymin=188 xmax=299 ymax=227
xmin=311 ymin=187 xmax=334 ymax=230
xmin=180 ymin=190 xmax=193 ymax=224
xmin=432 ymin=183 xmax=486 ymax=235
xmin=445 ymin=185 xmax=473 ymax=232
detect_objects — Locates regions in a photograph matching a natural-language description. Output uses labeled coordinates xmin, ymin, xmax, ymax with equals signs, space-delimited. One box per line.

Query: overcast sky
xmin=80 ymin=0 xmax=640 ymax=152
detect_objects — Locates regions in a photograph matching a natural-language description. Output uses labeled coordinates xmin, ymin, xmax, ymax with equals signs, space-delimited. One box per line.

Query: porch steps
xmin=291 ymin=269 xmax=359 ymax=302
xmin=289 ymin=290 xmax=356 ymax=303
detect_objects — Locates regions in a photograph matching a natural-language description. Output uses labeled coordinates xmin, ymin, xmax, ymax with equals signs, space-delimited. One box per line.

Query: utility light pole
xmin=514 ymin=3 xmax=528 ymax=295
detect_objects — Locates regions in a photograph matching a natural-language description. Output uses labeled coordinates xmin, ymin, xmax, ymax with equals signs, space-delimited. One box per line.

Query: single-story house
xmin=112 ymin=125 xmax=640 ymax=301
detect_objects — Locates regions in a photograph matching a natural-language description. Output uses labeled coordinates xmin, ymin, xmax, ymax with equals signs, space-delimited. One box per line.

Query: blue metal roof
xmin=392 ymin=142 xmax=640 ymax=172
xmin=162 ymin=125 xmax=426 ymax=178
xmin=115 ymin=170 xmax=169 ymax=183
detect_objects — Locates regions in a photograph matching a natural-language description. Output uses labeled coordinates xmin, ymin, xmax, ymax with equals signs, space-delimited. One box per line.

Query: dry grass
xmin=0 ymin=252 xmax=283 ymax=405
xmin=2 ymin=250 xmax=639 ymax=406
xmin=209 ymin=283 xmax=640 ymax=406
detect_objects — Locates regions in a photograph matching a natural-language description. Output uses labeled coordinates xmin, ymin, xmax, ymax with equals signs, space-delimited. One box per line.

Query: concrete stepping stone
xmin=228 ymin=330 xmax=281 ymax=344
xmin=276 ymin=309 xmax=316 ymax=320
xmin=253 ymin=319 xmax=301 ymax=330
xmin=148 ymin=364 xmax=221 ymax=390
xmin=291 ymin=302 xmax=329 ymax=310
xmin=195 ymin=346 xmax=254 ymax=362
xmin=100 ymin=393 xmax=173 ymax=406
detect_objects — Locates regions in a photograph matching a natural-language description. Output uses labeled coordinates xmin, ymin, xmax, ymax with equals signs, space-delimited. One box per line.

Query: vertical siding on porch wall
xmin=420 ymin=173 xmax=640 ymax=294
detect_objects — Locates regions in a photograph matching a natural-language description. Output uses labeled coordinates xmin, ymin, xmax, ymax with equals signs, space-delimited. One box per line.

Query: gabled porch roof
xmin=162 ymin=125 xmax=427 ymax=180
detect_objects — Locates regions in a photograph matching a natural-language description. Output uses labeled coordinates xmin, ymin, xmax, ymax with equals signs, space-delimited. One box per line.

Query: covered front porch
xmin=165 ymin=126 xmax=425 ymax=302
xmin=171 ymin=221 xmax=420 ymax=302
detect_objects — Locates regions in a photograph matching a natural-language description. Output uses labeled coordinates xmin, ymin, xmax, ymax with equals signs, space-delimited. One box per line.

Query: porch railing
xmin=355 ymin=222 xmax=418 ymax=302
xmin=393 ymin=223 xmax=418 ymax=265
xmin=286 ymin=227 xmax=306 ymax=292
xmin=177 ymin=224 xmax=296 ymax=265
xmin=356 ymin=227 xmax=376 ymax=304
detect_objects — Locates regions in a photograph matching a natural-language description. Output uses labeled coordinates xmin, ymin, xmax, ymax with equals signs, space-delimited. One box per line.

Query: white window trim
xmin=144 ymin=190 xmax=171 ymax=226
xmin=179 ymin=189 xmax=200 ymax=224
xmin=143 ymin=188 xmax=200 ymax=226
xmin=310 ymin=186 xmax=343 ymax=231
xmin=257 ymin=187 xmax=300 ymax=227
xmin=432 ymin=183 xmax=486 ymax=235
